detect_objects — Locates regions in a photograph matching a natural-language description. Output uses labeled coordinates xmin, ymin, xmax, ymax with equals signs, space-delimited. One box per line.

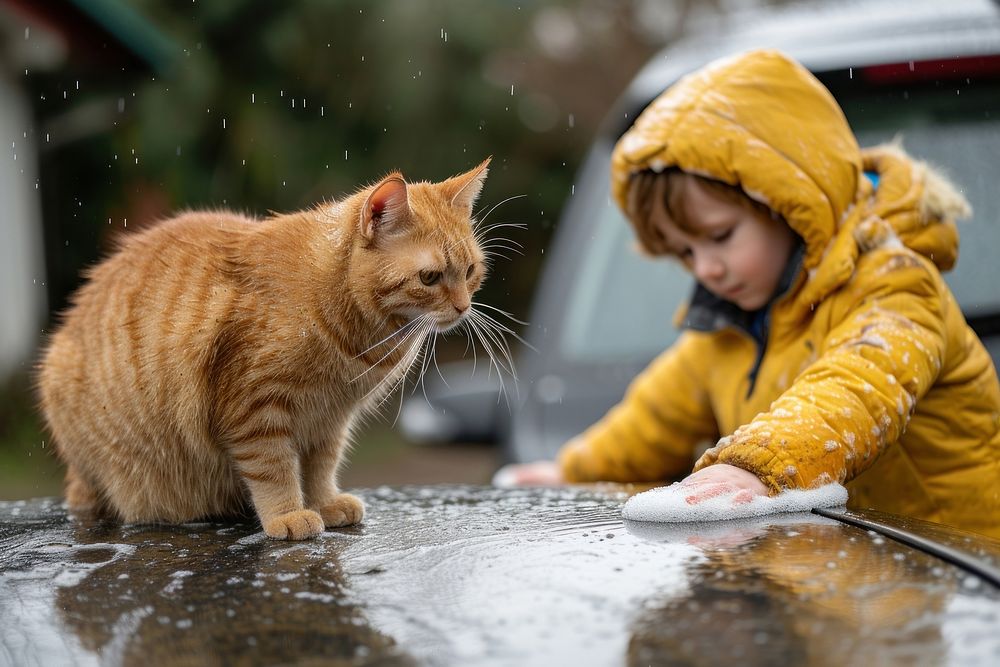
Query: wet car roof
xmin=3 ymin=485 xmax=1000 ymax=665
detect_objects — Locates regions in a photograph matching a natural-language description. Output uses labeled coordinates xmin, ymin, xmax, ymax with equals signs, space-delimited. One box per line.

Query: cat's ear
xmin=447 ymin=157 xmax=491 ymax=214
xmin=361 ymin=173 xmax=409 ymax=241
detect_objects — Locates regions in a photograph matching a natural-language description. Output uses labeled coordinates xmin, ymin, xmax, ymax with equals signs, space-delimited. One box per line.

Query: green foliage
xmin=34 ymin=0 xmax=637 ymax=339
xmin=118 ymin=0 xmax=589 ymax=325
xmin=0 ymin=373 xmax=62 ymax=500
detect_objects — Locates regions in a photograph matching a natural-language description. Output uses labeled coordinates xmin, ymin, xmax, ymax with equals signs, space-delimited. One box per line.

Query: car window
xmin=842 ymin=85 xmax=1000 ymax=315
xmin=844 ymin=82 xmax=1000 ymax=366
xmin=559 ymin=176 xmax=691 ymax=363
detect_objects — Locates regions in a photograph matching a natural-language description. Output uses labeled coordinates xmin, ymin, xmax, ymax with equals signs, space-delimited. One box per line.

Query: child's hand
xmin=679 ymin=464 xmax=769 ymax=506
xmin=492 ymin=461 xmax=564 ymax=488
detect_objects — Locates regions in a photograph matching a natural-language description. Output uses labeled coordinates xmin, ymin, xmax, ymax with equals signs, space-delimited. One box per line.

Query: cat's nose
xmin=451 ymin=291 xmax=471 ymax=315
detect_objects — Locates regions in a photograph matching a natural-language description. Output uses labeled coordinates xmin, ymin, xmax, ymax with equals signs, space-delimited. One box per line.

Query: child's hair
xmin=626 ymin=168 xmax=777 ymax=257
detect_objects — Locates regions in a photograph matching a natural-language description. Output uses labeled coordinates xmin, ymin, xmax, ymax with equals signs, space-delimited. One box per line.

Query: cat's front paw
xmin=263 ymin=509 xmax=324 ymax=540
xmin=317 ymin=493 xmax=365 ymax=528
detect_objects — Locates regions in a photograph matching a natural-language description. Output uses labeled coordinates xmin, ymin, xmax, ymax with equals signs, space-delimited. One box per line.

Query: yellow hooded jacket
xmin=558 ymin=49 xmax=1000 ymax=538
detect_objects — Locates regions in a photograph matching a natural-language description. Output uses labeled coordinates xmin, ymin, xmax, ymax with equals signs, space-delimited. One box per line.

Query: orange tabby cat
xmin=39 ymin=159 xmax=491 ymax=540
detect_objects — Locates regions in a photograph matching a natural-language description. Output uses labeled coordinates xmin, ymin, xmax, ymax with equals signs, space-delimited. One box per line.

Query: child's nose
xmin=693 ymin=251 xmax=725 ymax=283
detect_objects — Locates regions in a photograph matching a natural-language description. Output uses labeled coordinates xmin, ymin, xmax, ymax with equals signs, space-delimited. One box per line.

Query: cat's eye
xmin=420 ymin=270 xmax=442 ymax=286
xmin=466 ymin=264 xmax=476 ymax=280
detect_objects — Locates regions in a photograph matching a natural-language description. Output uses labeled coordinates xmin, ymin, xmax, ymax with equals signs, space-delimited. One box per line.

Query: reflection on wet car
xmin=3 ymin=486 xmax=1000 ymax=665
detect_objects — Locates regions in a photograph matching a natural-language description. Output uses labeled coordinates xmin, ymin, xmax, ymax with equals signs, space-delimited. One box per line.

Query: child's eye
xmin=712 ymin=229 xmax=733 ymax=243
xmin=420 ymin=270 xmax=442 ymax=286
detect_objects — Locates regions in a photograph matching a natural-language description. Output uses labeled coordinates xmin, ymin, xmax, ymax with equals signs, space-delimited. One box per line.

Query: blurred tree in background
xmin=37 ymin=0 xmax=661 ymax=331
xmin=3 ymin=0 xmax=738 ymax=497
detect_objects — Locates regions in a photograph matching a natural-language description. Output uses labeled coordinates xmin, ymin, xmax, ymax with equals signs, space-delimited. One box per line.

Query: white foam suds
xmin=622 ymin=483 xmax=848 ymax=523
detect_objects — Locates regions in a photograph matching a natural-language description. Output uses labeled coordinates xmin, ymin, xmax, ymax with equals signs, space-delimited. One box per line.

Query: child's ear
xmin=361 ymin=174 xmax=409 ymax=241
xmin=446 ymin=157 xmax=491 ymax=214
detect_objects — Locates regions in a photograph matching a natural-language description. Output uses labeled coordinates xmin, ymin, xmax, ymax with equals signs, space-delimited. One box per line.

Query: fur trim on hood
xmin=857 ymin=141 xmax=970 ymax=271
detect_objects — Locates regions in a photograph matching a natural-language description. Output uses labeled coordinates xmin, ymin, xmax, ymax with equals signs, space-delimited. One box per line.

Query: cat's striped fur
xmin=39 ymin=160 xmax=491 ymax=539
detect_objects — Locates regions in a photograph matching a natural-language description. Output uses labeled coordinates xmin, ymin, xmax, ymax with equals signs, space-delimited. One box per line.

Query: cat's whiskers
xmin=474 ymin=226 xmax=528 ymax=256
xmin=463 ymin=311 xmax=515 ymax=408
xmin=351 ymin=314 xmax=434 ymax=383
xmin=470 ymin=302 xmax=536 ymax=352
xmin=480 ymin=237 xmax=524 ymax=252
xmin=475 ymin=224 xmax=526 ymax=269
xmin=430 ymin=332 xmax=451 ymax=387
xmin=452 ymin=202 xmax=529 ymax=410
xmin=396 ymin=324 xmax=447 ymax=424
xmin=477 ymin=236 xmax=526 ymax=256
xmin=471 ymin=194 xmax=525 ymax=256
xmin=367 ymin=319 xmax=436 ymax=411
xmin=474 ymin=220 xmax=528 ymax=241
xmin=458 ymin=319 xmax=479 ymax=378
xmin=424 ymin=327 xmax=448 ymax=386
xmin=409 ymin=327 xmax=436 ymax=402
xmin=404 ymin=329 xmax=442 ymax=425
xmin=474 ymin=194 xmax=527 ymax=227
xmin=353 ymin=315 xmax=426 ymax=361
xmin=361 ymin=331 xmax=429 ymax=411
xmin=481 ymin=244 xmax=525 ymax=265
xmin=467 ymin=310 xmax=517 ymax=379
xmin=469 ymin=199 xmax=527 ymax=349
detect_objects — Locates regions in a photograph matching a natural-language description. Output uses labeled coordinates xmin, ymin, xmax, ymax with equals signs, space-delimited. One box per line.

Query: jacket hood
xmin=611 ymin=49 xmax=971 ymax=313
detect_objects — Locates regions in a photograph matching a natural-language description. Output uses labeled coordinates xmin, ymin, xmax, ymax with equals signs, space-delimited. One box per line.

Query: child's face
xmin=652 ymin=177 xmax=797 ymax=311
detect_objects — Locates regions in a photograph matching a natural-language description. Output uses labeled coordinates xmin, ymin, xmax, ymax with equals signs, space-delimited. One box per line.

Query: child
xmin=499 ymin=49 xmax=1000 ymax=538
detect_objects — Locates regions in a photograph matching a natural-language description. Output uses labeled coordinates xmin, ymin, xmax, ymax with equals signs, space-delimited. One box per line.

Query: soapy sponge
xmin=622 ymin=482 xmax=848 ymax=523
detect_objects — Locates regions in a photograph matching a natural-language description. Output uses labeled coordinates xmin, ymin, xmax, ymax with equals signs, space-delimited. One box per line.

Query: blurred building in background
xmin=0 ymin=31 xmax=45 ymax=382
xmin=0 ymin=0 xmax=172 ymax=381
